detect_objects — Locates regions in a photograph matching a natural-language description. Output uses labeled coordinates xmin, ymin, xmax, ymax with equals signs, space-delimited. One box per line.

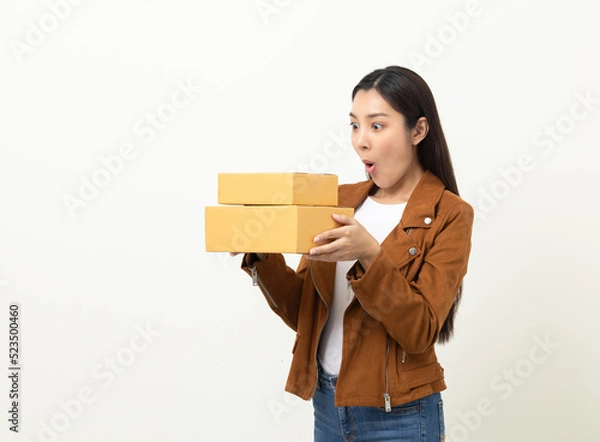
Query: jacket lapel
xmin=401 ymin=171 xmax=446 ymax=228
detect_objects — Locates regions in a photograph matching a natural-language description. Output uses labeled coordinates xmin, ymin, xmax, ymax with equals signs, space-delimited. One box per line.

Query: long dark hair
xmin=352 ymin=65 xmax=462 ymax=344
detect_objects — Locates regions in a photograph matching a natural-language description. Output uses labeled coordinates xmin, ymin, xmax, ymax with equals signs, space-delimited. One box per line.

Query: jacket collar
xmin=338 ymin=170 xmax=446 ymax=228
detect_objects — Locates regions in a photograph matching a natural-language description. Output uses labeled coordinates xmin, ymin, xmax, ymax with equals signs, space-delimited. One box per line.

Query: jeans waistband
xmin=317 ymin=361 xmax=338 ymax=390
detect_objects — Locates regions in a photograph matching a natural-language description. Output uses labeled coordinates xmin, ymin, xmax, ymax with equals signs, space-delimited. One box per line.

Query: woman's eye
xmin=349 ymin=122 xmax=359 ymax=130
xmin=372 ymin=123 xmax=383 ymax=130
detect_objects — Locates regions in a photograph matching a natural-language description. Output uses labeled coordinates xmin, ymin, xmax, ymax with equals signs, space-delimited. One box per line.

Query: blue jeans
xmin=313 ymin=364 xmax=445 ymax=442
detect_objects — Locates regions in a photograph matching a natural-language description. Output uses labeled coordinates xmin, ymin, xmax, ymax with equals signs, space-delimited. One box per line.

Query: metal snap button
xmin=424 ymin=217 xmax=432 ymax=225
xmin=409 ymin=247 xmax=417 ymax=256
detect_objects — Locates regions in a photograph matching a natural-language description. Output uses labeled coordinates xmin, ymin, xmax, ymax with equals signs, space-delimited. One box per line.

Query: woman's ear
xmin=411 ymin=117 xmax=429 ymax=145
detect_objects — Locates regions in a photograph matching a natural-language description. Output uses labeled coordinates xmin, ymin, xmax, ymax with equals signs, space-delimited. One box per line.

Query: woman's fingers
xmin=314 ymin=226 xmax=346 ymax=243
xmin=308 ymin=235 xmax=344 ymax=260
xmin=314 ymin=214 xmax=356 ymax=243
xmin=332 ymin=213 xmax=356 ymax=225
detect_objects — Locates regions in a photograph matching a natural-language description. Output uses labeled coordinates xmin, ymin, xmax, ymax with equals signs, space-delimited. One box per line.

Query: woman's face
xmin=350 ymin=88 xmax=425 ymax=198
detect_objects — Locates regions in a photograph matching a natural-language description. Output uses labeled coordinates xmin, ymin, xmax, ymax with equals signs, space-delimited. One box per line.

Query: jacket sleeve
xmin=348 ymin=201 xmax=474 ymax=354
xmin=241 ymin=253 xmax=308 ymax=332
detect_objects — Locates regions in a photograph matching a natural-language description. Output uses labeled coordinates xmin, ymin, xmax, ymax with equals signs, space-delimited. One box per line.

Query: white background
xmin=1 ymin=0 xmax=599 ymax=441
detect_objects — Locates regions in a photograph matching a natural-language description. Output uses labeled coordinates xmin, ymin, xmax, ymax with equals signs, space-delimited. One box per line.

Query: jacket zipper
xmin=397 ymin=232 xmax=409 ymax=366
xmin=253 ymin=261 xmax=328 ymax=397
xmin=383 ymin=344 xmax=408 ymax=413
xmin=383 ymin=224 xmax=410 ymax=411
xmin=384 ymin=336 xmax=391 ymax=412
xmin=251 ymin=266 xmax=279 ymax=309
xmin=309 ymin=261 xmax=329 ymax=397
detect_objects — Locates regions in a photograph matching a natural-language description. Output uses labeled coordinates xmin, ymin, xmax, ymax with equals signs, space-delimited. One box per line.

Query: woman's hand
xmin=307 ymin=214 xmax=380 ymax=269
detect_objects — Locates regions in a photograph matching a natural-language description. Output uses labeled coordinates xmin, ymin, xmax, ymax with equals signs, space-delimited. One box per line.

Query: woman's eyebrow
xmin=349 ymin=112 xmax=390 ymax=118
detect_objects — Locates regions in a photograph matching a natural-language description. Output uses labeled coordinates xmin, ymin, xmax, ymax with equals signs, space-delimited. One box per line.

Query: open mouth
xmin=363 ymin=160 xmax=375 ymax=174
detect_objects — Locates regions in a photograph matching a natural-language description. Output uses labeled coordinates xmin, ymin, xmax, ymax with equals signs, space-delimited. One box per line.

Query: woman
xmin=236 ymin=66 xmax=474 ymax=441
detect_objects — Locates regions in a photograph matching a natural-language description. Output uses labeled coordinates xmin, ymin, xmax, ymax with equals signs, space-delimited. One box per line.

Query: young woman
xmin=236 ymin=66 xmax=474 ymax=441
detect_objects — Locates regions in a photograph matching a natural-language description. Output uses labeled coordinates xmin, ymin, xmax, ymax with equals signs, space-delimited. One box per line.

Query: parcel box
xmin=205 ymin=205 xmax=354 ymax=253
xmin=218 ymin=173 xmax=338 ymax=206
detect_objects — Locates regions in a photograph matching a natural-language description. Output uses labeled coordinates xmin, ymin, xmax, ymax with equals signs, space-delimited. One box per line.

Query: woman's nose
xmin=355 ymin=129 xmax=369 ymax=150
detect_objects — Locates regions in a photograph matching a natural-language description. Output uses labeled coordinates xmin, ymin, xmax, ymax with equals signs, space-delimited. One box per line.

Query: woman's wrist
xmin=358 ymin=241 xmax=380 ymax=270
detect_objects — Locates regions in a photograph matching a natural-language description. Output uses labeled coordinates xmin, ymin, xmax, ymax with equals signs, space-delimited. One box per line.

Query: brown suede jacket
xmin=241 ymin=170 xmax=474 ymax=410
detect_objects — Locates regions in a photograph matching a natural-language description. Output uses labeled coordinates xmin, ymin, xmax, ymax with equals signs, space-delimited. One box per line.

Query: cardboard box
xmin=218 ymin=173 xmax=338 ymax=206
xmin=205 ymin=205 xmax=354 ymax=253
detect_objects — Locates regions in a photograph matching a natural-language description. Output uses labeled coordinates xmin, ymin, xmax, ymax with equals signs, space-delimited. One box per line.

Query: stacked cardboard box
xmin=205 ymin=173 xmax=354 ymax=253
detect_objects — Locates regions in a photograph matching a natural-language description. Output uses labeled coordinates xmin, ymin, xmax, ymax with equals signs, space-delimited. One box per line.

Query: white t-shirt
xmin=317 ymin=196 xmax=407 ymax=375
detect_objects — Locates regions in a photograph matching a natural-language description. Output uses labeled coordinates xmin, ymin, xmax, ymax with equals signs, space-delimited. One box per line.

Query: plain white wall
xmin=1 ymin=0 xmax=599 ymax=441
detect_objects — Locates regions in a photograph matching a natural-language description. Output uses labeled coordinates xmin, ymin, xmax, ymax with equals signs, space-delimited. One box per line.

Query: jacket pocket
xmin=402 ymin=362 xmax=444 ymax=389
